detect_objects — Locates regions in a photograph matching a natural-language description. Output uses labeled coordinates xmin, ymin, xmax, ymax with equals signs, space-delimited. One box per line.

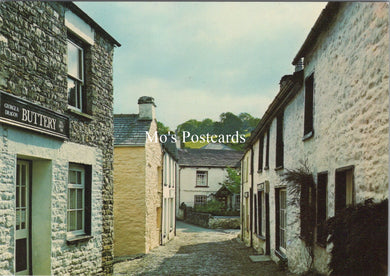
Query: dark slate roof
xmin=178 ymin=148 xmax=243 ymax=168
xmin=114 ymin=114 xmax=152 ymax=146
xmin=162 ymin=135 xmax=179 ymax=161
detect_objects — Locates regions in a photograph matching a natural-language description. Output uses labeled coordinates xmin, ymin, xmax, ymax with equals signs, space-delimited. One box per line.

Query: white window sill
xmin=67 ymin=107 xmax=94 ymax=120
xmin=66 ymin=234 xmax=93 ymax=245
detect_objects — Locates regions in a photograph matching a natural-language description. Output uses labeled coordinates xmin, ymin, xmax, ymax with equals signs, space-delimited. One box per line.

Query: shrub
xmin=326 ymin=199 xmax=388 ymax=276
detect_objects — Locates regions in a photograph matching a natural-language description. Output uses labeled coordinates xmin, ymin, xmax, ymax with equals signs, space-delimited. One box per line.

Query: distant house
xmin=241 ymin=2 xmax=388 ymax=274
xmin=177 ymin=148 xmax=242 ymax=218
xmin=113 ymin=96 xmax=163 ymax=256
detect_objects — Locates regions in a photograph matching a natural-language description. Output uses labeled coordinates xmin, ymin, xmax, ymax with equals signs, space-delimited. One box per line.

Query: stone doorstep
xmin=249 ymin=255 xmax=272 ymax=262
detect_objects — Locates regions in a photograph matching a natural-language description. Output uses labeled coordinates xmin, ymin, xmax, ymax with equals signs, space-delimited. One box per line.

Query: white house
xmin=241 ymin=2 xmax=388 ymax=274
xmin=177 ymin=148 xmax=242 ymax=217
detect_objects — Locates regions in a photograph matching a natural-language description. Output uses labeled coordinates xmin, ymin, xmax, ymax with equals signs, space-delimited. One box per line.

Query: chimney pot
xmin=138 ymin=96 xmax=156 ymax=120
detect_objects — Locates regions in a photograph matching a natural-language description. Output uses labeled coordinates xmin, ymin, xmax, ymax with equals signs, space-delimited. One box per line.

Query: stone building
xmin=113 ymin=97 xmax=163 ymax=256
xmin=0 ymin=2 xmax=120 ymax=275
xmin=177 ymin=148 xmax=242 ymax=217
xmin=241 ymin=2 xmax=388 ymax=274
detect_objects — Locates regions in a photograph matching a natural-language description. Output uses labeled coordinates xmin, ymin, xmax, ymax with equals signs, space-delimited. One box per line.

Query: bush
xmin=326 ymin=199 xmax=388 ymax=276
xmin=194 ymin=199 xmax=224 ymax=213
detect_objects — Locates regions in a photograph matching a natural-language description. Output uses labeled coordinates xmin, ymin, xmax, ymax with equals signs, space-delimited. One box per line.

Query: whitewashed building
xmin=177 ymin=148 xmax=242 ymax=217
xmin=161 ymin=138 xmax=178 ymax=244
xmin=241 ymin=2 xmax=388 ymax=274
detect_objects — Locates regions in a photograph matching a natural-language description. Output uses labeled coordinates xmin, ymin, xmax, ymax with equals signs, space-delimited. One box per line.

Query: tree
xmin=219 ymin=167 xmax=241 ymax=194
xmin=157 ymin=121 xmax=171 ymax=135
xmin=239 ymin=112 xmax=259 ymax=133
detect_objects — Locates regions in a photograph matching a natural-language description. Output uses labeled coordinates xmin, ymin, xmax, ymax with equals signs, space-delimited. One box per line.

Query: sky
xmin=76 ymin=2 xmax=327 ymax=130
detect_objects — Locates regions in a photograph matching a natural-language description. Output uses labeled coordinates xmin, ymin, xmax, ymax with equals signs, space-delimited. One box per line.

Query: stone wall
xmin=144 ymin=120 xmax=163 ymax=253
xmin=185 ymin=210 xmax=212 ymax=229
xmin=286 ymin=3 xmax=389 ymax=273
xmin=0 ymin=2 xmax=116 ymax=274
xmin=113 ymin=146 xmax=146 ymax=256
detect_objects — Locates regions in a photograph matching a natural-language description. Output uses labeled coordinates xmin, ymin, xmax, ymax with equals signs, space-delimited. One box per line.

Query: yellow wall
xmin=113 ymin=146 xmax=146 ymax=256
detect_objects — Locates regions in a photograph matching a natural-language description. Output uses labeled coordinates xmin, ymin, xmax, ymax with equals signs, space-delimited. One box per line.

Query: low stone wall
xmin=185 ymin=211 xmax=212 ymax=228
xmin=209 ymin=216 xmax=240 ymax=229
xmin=184 ymin=210 xmax=240 ymax=229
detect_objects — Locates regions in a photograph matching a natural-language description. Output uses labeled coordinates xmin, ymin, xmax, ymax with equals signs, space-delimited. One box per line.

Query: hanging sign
xmin=0 ymin=91 xmax=69 ymax=139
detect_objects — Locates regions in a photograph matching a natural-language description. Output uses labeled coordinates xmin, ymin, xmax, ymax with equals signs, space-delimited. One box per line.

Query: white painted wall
xmin=242 ymin=2 xmax=389 ymax=274
xmin=178 ymin=166 xmax=227 ymax=207
xmin=162 ymin=151 xmax=176 ymax=244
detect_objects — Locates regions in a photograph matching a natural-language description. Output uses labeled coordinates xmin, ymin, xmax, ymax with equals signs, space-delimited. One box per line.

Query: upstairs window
xmin=258 ymin=135 xmax=264 ymax=172
xmin=275 ymin=112 xmax=284 ymax=169
xmin=196 ymin=171 xmax=208 ymax=187
xmin=265 ymin=129 xmax=270 ymax=169
xmin=304 ymin=74 xmax=314 ymax=138
xmin=67 ymin=36 xmax=84 ymax=112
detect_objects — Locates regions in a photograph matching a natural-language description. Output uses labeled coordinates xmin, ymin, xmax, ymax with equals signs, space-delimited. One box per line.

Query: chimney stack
xmin=138 ymin=96 xmax=156 ymax=120
xmin=295 ymin=58 xmax=304 ymax=72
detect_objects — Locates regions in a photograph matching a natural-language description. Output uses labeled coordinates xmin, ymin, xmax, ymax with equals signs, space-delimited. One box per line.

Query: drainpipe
xmin=160 ymin=151 xmax=164 ymax=246
xmin=240 ymin=158 xmax=244 ymax=240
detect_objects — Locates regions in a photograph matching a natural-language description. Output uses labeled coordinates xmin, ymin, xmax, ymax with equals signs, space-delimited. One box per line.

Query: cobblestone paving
xmin=114 ymin=221 xmax=295 ymax=276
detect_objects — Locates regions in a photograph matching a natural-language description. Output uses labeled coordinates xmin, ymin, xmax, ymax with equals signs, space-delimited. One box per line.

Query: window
xmin=304 ymin=74 xmax=314 ymax=138
xmin=196 ymin=171 xmax=208 ymax=187
xmin=256 ymin=188 xmax=266 ymax=237
xmin=67 ymin=164 xmax=91 ymax=239
xmin=194 ymin=195 xmax=207 ymax=207
xmin=235 ymin=194 xmax=240 ymax=211
xmin=335 ymin=166 xmax=354 ymax=212
xmin=265 ymin=129 xmax=270 ymax=169
xmin=316 ymin=172 xmax=328 ymax=245
xmin=276 ymin=188 xmax=287 ymax=254
xmin=67 ymin=36 xmax=84 ymax=112
xmin=258 ymin=135 xmax=264 ymax=172
xmin=275 ymin=112 xmax=284 ymax=169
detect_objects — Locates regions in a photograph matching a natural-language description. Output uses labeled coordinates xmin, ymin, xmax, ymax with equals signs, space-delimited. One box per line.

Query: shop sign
xmin=0 ymin=91 xmax=69 ymax=139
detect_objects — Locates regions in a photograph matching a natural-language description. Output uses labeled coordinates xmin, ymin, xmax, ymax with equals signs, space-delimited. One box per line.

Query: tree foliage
xmin=175 ymin=111 xmax=259 ymax=145
xmin=219 ymin=167 xmax=241 ymax=194
xmin=157 ymin=121 xmax=171 ymax=135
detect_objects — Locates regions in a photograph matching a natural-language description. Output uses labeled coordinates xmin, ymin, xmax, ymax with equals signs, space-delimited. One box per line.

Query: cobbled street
xmin=114 ymin=221 xmax=295 ymax=276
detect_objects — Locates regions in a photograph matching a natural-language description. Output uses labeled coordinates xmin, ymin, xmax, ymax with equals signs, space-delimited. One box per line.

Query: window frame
xmin=67 ymin=164 xmax=85 ymax=236
xmin=275 ymin=188 xmax=287 ymax=256
xmin=194 ymin=195 xmax=207 ymax=207
xmin=335 ymin=166 xmax=355 ymax=213
xmin=67 ymin=163 xmax=92 ymax=242
xmin=195 ymin=170 xmax=208 ymax=187
xmin=67 ymin=36 xmax=85 ymax=112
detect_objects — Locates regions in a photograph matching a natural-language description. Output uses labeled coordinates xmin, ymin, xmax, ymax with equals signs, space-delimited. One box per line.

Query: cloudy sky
xmin=76 ymin=2 xmax=327 ymax=130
